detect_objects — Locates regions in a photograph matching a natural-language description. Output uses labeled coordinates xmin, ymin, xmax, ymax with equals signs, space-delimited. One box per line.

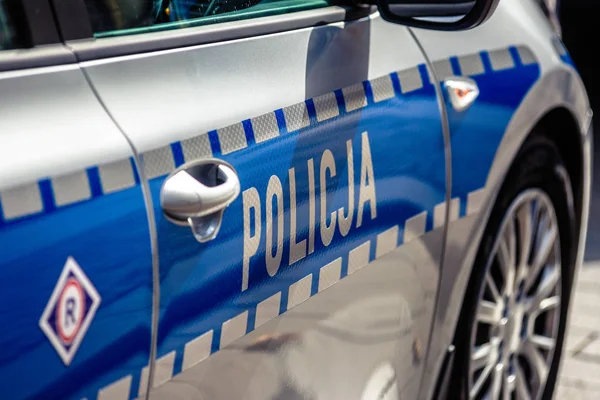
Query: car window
xmin=84 ymin=0 xmax=334 ymax=37
xmin=0 ymin=1 xmax=28 ymax=49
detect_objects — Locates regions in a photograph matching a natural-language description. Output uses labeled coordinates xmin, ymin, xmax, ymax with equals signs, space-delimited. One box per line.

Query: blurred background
xmin=556 ymin=0 xmax=600 ymax=397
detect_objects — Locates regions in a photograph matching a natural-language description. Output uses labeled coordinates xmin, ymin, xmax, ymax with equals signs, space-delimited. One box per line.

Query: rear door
xmin=0 ymin=3 xmax=153 ymax=399
xmin=66 ymin=3 xmax=449 ymax=398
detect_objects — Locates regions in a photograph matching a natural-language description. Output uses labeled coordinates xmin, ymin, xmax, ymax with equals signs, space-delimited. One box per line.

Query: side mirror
xmin=371 ymin=0 xmax=500 ymax=30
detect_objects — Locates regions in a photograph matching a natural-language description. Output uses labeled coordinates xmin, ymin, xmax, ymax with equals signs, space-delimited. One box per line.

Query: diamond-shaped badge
xmin=39 ymin=257 xmax=101 ymax=366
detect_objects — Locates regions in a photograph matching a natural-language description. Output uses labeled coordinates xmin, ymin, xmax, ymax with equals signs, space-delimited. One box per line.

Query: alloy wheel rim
xmin=468 ymin=189 xmax=562 ymax=400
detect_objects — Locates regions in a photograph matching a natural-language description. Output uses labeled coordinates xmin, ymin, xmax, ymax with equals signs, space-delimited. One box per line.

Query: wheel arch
xmin=427 ymin=65 xmax=592 ymax=399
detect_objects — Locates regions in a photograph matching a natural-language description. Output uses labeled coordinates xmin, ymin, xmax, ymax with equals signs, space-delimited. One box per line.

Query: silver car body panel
xmin=0 ymin=0 xmax=591 ymax=398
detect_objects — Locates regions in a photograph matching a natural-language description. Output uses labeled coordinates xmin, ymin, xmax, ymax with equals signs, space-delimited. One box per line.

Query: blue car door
xmin=71 ymin=3 xmax=449 ymax=399
xmin=0 ymin=33 xmax=153 ymax=400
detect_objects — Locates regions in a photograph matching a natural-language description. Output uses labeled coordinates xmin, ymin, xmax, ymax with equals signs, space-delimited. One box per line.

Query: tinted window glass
xmin=84 ymin=0 xmax=332 ymax=37
xmin=0 ymin=0 xmax=29 ymax=50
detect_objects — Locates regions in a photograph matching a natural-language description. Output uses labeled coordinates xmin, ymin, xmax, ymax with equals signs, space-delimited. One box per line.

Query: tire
xmin=451 ymin=135 xmax=577 ymax=400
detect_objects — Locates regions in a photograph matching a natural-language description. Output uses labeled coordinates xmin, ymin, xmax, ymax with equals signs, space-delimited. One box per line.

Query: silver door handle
xmin=160 ymin=159 xmax=240 ymax=243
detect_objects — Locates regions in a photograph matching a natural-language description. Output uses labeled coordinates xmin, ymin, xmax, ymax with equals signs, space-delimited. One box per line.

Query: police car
xmin=0 ymin=0 xmax=591 ymax=398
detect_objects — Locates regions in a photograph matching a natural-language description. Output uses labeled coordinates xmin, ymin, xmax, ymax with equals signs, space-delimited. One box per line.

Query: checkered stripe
xmin=0 ymin=45 xmax=537 ymax=225
xmin=95 ymin=188 xmax=488 ymax=399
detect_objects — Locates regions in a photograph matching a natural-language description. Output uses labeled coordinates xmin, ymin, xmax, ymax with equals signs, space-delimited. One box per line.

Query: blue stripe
xmin=305 ymin=99 xmax=318 ymax=124
xmin=210 ymin=327 xmax=221 ymax=354
xmin=242 ymin=119 xmax=255 ymax=146
xmin=334 ymin=89 xmax=346 ymax=113
xmin=130 ymin=157 xmax=141 ymax=185
xmin=363 ymin=80 xmax=374 ymax=104
xmin=480 ymin=51 xmax=493 ymax=73
xmin=86 ymin=167 xmax=103 ymax=197
xmin=208 ymin=130 xmax=222 ymax=155
xmin=274 ymin=109 xmax=287 ymax=135
xmin=459 ymin=195 xmax=468 ymax=218
xmin=508 ymin=46 xmax=522 ymax=68
xmin=246 ymin=306 xmax=257 ymax=333
xmin=390 ymin=72 xmax=402 ymax=96
xmin=172 ymin=351 xmax=184 ymax=377
xmin=279 ymin=285 xmax=289 ymax=315
xmin=450 ymin=56 xmax=461 ymax=76
xmin=418 ymin=64 xmax=431 ymax=86
xmin=171 ymin=142 xmax=185 ymax=168
xmin=39 ymin=179 xmax=55 ymax=212
xmin=339 ymin=253 xmax=349 ymax=279
xmin=426 ymin=209 xmax=434 ymax=232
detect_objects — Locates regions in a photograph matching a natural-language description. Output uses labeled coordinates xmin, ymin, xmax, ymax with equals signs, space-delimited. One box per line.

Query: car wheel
xmin=453 ymin=135 xmax=577 ymax=400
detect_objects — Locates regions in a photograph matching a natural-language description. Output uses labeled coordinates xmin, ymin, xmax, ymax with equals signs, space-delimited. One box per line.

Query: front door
xmin=71 ymin=3 xmax=450 ymax=398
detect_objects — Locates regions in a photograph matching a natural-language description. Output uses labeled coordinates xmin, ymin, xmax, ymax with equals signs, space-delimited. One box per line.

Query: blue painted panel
xmin=446 ymin=47 xmax=541 ymax=209
xmin=149 ymin=66 xmax=447 ymax=378
xmin=0 ymin=174 xmax=152 ymax=399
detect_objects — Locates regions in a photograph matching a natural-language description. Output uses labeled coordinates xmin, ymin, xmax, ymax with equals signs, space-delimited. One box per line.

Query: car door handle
xmin=160 ymin=159 xmax=240 ymax=243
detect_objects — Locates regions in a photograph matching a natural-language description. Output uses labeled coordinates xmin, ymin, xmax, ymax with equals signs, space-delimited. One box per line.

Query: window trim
xmin=0 ymin=0 xmax=68 ymax=72
xmin=63 ymin=5 xmax=375 ymax=62
xmin=0 ymin=44 xmax=76 ymax=72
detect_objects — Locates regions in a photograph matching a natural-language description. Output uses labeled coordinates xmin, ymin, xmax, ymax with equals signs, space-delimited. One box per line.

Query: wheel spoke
xmin=470 ymin=361 xmax=495 ymax=399
xmin=478 ymin=300 xmax=502 ymax=325
xmin=504 ymin=373 xmax=515 ymax=400
xmin=525 ymin=221 xmax=557 ymax=291
xmin=522 ymin=340 xmax=549 ymax=388
xmin=497 ymin=236 xmax=513 ymax=284
xmin=516 ymin=203 xmax=533 ymax=273
xmin=488 ymin=364 xmax=503 ymax=400
xmin=529 ymin=334 xmax=556 ymax=351
xmin=472 ymin=342 xmax=496 ymax=371
xmin=487 ymin=273 xmax=502 ymax=302
xmin=516 ymin=363 xmax=532 ymax=400
xmin=539 ymin=295 xmax=560 ymax=312
xmin=528 ymin=267 xmax=560 ymax=314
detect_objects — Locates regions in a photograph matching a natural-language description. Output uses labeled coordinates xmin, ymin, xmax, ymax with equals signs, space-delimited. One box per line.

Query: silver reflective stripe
xmin=313 ymin=92 xmax=339 ymax=122
xmin=342 ymin=82 xmax=367 ymax=112
xmin=376 ymin=225 xmax=399 ymax=258
xmin=98 ymin=159 xmax=136 ymax=194
xmin=318 ymin=257 xmax=342 ymax=292
xmin=97 ymin=375 xmax=132 ymax=400
xmin=282 ymin=102 xmax=310 ymax=132
xmin=371 ymin=74 xmax=395 ymax=103
xmin=467 ymin=188 xmax=486 ymax=216
xmin=251 ymin=112 xmax=280 ymax=144
xmin=488 ymin=48 xmax=514 ymax=71
xmin=182 ymin=330 xmax=213 ymax=372
xmin=181 ymin=133 xmax=212 ymax=162
xmin=0 ymin=183 xmax=43 ymax=220
xmin=51 ymin=171 xmax=91 ymax=206
xmin=255 ymin=292 xmax=282 ymax=328
xmin=217 ymin=123 xmax=247 ymax=154
xmin=142 ymin=146 xmax=175 ymax=179
xmin=458 ymin=53 xmax=485 ymax=76
xmin=404 ymin=211 xmax=427 ymax=243
xmin=397 ymin=67 xmax=423 ymax=94
xmin=287 ymin=274 xmax=312 ymax=310
xmin=433 ymin=59 xmax=454 ymax=81
xmin=220 ymin=311 xmax=248 ymax=348
xmin=517 ymin=45 xmax=538 ymax=64
xmin=348 ymin=241 xmax=371 ymax=275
